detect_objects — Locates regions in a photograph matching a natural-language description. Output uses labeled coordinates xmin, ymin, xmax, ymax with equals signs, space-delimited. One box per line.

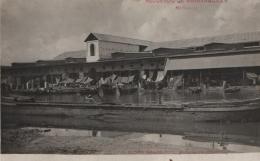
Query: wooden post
xmin=199 ymin=71 xmax=202 ymax=86
xmin=182 ymin=71 xmax=185 ymax=90
xmin=242 ymin=70 xmax=245 ymax=86
xmin=26 ymin=80 xmax=29 ymax=90
xmin=31 ymin=79 xmax=34 ymax=89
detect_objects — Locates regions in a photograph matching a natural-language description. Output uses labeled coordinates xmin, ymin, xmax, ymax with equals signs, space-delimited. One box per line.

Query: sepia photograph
xmin=1 ymin=0 xmax=260 ymax=160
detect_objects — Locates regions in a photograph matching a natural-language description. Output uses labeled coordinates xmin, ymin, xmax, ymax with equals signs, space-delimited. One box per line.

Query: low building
xmin=1 ymin=31 xmax=260 ymax=90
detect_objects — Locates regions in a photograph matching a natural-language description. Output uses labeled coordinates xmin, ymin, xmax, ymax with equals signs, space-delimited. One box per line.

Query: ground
xmin=1 ymin=127 xmax=230 ymax=154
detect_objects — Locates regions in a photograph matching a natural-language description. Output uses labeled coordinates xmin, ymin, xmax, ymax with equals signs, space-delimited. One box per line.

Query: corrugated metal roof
xmin=85 ymin=33 xmax=152 ymax=46
xmin=54 ymin=31 xmax=260 ymax=60
xmin=145 ymin=31 xmax=260 ymax=51
xmin=54 ymin=50 xmax=86 ymax=60
xmin=165 ymin=53 xmax=260 ymax=70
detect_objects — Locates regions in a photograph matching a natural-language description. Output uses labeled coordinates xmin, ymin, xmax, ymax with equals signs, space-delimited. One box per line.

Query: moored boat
xmin=188 ymin=87 xmax=202 ymax=94
xmin=118 ymin=84 xmax=138 ymax=94
xmin=100 ymin=84 xmax=117 ymax=95
xmin=2 ymin=98 xmax=260 ymax=122
xmin=11 ymin=87 xmax=97 ymax=95
xmin=224 ymin=87 xmax=241 ymax=93
xmin=2 ymin=95 xmax=35 ymax=102
xmin=50 ymin=87 xmax=97 ymax=95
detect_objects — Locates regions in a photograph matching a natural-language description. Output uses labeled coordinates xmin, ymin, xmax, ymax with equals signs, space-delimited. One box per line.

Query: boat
xmin=50 ymin=87 xmax=97 ymax=95
xmin=11 ymin=89 xmax=48 ymax=95
xmin=2 ymin=95 xmax=35 ymax=102
xmin=11 ymin=87 xmax=97 ymax=95
xmin=118 ymin=84 xmax=138 ymax=94
xmin=100 ymin=84 xmax=138 ymax=95
xmin=224 ymin=86 xmax=241 ymax=93
xmin=100 ymin=84 xmax=117 ymax=94
xmin=2 ymin=98 xmax=260 ymax=122
xmin=188 ymin=87 xmax=202 ymax=94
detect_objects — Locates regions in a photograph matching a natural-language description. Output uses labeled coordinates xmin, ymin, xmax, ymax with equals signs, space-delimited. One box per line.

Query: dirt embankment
xmin=1 ymin=127 xmax=230 ymax=154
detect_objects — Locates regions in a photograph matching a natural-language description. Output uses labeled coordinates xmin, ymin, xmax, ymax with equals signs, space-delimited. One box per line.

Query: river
xmin=2 ymin=87 xmax=260 ymax=153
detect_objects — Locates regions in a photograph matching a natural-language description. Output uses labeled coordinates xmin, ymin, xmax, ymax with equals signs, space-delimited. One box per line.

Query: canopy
xmin=165 ymin=54 xmax=260 ymax=70
xmin=140 ymin=71 xmax=147 ymax=79
xmin=111 ymin=74 xmax=117 ymax=82
xmin=100 ymin=74 xmax=118 ymax=85
xmin=155 ymin=71 xmax=166 ymax=82
xmin=148 ymin=71 xmax=154 ymax=79
xmin=114 ymin=76 xmax=122 ymax=84
xmin=75 ymin=77 xmax=84 ymax=83
xmin=61 ymin=78 xmax=74 ymax=83
xmin=98 ymin=77 xmax=105 ymax=86
xmin=83 ymin=77 xmax=93 ymax=84
xmin=115 ymin=75 xmax=135 ymax=84
xmin=168 ymin=75 xmax=183 ymax=89
xmin=246 ymin=72 xmax=258 ymax=79
xmin=104 ymin=76 xmax=112 ymax=85
xmin=55 ymin=78 xmax=60 ymax=84
xmin=147 ymin=71 xmax=154 ymax=81
xmin=79 ymin=77 xmax=87 ymax=83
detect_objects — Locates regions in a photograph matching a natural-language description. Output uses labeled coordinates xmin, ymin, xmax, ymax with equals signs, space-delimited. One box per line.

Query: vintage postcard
xmin=1 ymin=0 xmax=260 ymax=160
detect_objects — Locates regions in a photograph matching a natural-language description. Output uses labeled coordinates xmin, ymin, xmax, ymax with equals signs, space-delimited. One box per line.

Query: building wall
xmin=91 ymin=59 xmax=165 ymax=72
xmin=86 ymin=40 xmax=141 ymax=62
xmin=3 ymin=58 xmax=165 ymax=87
xmin=86 ymin=40 xmax=99 ymax=62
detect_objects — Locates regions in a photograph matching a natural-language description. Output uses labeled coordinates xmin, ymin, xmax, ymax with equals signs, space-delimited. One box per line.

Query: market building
xmin=1 ymin=31 xmax=260 ymax=91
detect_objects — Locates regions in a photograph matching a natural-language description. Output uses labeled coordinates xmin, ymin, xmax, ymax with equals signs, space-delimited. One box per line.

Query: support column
xmin=199 ymin=71 xmax=202 ymax=86
xmin=242 ymin=70 xmax=245 ymax=86
xmin=42 ymin=75 xmax=47 ymax=88
xmin=31 ymin=79 xmax=34 ymax=90
xmin=182 ymin=71 xmax=185 ymax=90
xmin=16 ymin=77 xmax=21 ymax=90
xmin=26 ymin=80 xmax=29 ymax=90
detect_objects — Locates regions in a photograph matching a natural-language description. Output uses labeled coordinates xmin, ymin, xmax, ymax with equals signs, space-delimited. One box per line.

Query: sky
xmin=1 ymin=0 xmax=260 ymax=65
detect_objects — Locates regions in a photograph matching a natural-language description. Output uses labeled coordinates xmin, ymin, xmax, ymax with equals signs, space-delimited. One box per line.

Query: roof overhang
xmin=165 ymin=53 xmax=260 ymax=70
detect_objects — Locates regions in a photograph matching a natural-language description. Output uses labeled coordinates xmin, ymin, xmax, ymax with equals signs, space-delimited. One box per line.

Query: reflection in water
xmin=35 ymin=87 xmax=260 ymax=105
xmin=9 ymin=87 xmax=260 ymax=153
xmin=22 ymin=127 xmax=260 ymax=153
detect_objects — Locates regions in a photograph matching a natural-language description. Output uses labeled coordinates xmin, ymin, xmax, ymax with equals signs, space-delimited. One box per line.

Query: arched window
xmin=90 ymin=44 xmax=95 ymax=56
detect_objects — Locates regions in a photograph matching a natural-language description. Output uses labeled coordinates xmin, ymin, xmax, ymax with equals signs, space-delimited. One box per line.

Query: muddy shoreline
xmin=2 ymin=127 xmax=233 ymax=154
xmin=2 ymin=111 xmax=260 ymax=154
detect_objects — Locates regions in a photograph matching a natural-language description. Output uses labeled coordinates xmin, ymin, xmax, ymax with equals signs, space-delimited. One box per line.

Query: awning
xmin=75 ymin=78 xmax=83 ymax=83
xmin=246 ymin=72 xmax=258 ymax=79
xmin=165 ymin=53 xmax=260 ymax=70
xmin=155 ymin=71 xmax=166 ymax=82
xmin=147 ymin=71 xmax=154 ymax=81
xmin=116 ymin=75 xmax=135 ymax=84
xmin=62 ymin=78 xmax=74 ymax=83
xmin=114 ymin=76 xmax=122 ymax=84
xmin=168 ymin=75 xmax=183 ymax=88
xmin=98 ymin=77 xmax=105 ymax=86
xmin=83 ymin=77 xmax=93 ymax=84
xmin=55 ymin=78 xmax=60 ymax=84
xmin=120 ymin=77 xmax=129 ymax=83
xmin=148 ymin=71 xmax=154 ymax=79
xmin=111 ymin=74 xmax=117 ymax=82
xmin=140 ymin=71 xmax=147 ymax=79
xmin=104 ymin=76 xmax=112 ymax=85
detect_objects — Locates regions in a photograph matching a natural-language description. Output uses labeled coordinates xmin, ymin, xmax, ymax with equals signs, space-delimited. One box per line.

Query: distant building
xmin=1 ymin=31 xmax=260 ymax=90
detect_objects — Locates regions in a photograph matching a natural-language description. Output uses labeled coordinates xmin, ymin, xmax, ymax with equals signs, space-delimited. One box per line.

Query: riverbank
xmin=2 ymin=127 xmax=231 ymax=154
